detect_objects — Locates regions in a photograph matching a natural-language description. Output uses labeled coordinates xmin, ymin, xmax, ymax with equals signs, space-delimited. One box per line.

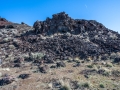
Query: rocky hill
xmin=18 ymin=12 xmax=120 ymax=62
xmin=0 ymin=12 xmax=120 ymax=90
xmin=0 ymin=12 xmax=120 ymax=70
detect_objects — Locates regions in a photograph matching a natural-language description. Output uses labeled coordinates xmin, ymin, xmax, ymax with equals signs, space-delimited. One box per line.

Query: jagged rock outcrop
xmin=33 ymin=12 xmax=106 ymax=36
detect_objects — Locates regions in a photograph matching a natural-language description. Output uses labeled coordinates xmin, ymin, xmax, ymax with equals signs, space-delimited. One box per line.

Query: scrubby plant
xmin=74 ymin=57 xmax=80 ymax=61
xmin=105 ymin=63 xmax=113 ymax=67
xmin=30 ymin=52 xmax=44 ymax=60
xmin=116 ymin=52 xmax=120 ymax=57
xmin=82 ymin=83 xmax=89 ymax=88
xmin=59 ymin=79 xmax=70 ymax=90
xmin=103 ymin=71 xmax=110 ymax=76
xmin=9 ymin=45 xmax=15 ymax=49
xmin=110 ymin=52 xmax=117 ymax=59
xmin=86 ymin=57 xmax=93 ymax=62
xmin=87 ymin=64 xmax=93 ymax=68
xmin=3 ymin=38 xmax=9 ymax=42
xmin=99 ymin=84 xmax=105 ymax=88
xmin=112 ymin=70 xmax=120 ymax=77
xmin=60 ymin=85 xmax=70 ymax=90
xmin=98 ymin=68 xmax=111 ymax=76
xmin=22 ymin=52 xmax=45 ymax=62
xmin=109 ymin=33 xmax=118 ymax=39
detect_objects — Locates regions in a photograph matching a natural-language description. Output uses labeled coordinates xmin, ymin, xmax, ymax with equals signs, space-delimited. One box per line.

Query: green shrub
xmin=112 ymin=70 xmax=120 ymax=77
xmin=103 ymin=71 xmax=110 ymax=76
xmin=23 ymin=52 xmax=45 ymax=62
xmin=30 ymin=52 xmax=44 ymax=60
xmin=3 ymin=38 xmax=9 ymax=42
xmin=87 ymin=65 xmax=93 ymax=68
xmin=99 ymin=84 xmax=105 ymax=88
xmin=105 ymin=63 xmax=112 ymax=67
xmin=9 ymin=45 xmax=15 ymax=49
xmin=82 ymin=83 xmax=89 ymax=88
xmin=98 ymin=68 xmax=111 ymax=76
xmin=60 ymin=85 xmax=70 ymax=90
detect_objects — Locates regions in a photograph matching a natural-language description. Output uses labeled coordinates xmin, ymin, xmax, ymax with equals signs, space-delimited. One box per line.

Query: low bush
xmin=60 ymin=85 xmax=70 ymax=90
xmin=82 ymin=83 xmax=89 ymax=88
xmin=87 ymin=65 xmax=93 ymax=68
xmin=99 ymin=84 xmax=105 ymax=88
xmin=105 ymin=63 xmax=113 ymax=67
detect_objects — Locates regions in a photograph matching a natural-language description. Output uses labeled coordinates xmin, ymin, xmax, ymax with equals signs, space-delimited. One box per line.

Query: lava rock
xmin=84 ymin=74 xmax=89 ymax=78
xmin=0 ymin=25 xmax=6 ymax=29
xmin=0 ymin=75 xmax=15 ymax=86
xmin=73 ymin=63 xmax=80 ymax=67
xmin=50 ymin=65 xmax=56 ymax=68
xmin=6 ymin=25 xmax=14 ymax=28
xmin=56 ymin=61 xmax=66 ymax=67
xmin=114 ymin=57 xmax=120 ymax=63
xmin=39 ymin=65 xmax=49 ymax=73
xmin=18 ymin=74 xmax=30 ymax=79
xmin=14 ymin=63 xmax=21 ymax=67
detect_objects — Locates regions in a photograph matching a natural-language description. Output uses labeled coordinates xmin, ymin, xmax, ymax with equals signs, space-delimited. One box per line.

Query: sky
xmin=0 ymin=0 xmax=120 ymax=32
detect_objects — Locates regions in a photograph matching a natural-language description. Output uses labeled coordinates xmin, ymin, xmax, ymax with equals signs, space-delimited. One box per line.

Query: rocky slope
xmin=0 ymin=12 xmax=120 ymax=65
xmin=18 ymin=12 xmax=120 ymax=62
xmin=0 ymin=12 xmax=120 ymax=90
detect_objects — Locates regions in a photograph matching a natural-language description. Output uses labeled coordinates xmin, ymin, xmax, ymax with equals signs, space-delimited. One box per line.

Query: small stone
xmin=39 ymin=65 xmax=49 ymax=73
xmin=56 ymin=61 xmax=66 ymax=67
xmin=18 ymin=74 xmax=30 ymax=79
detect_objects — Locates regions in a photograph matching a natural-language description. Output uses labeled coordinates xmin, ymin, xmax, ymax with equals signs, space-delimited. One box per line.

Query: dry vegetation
xmin=0 ymin=56 xmax=120 ymax=90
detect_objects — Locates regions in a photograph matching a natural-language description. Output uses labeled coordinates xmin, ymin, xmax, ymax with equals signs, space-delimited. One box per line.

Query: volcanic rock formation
xmin=18 ymin=12 xmax=120 ymax=62
xmin=0 ymin=12 xmax=120 ymax=64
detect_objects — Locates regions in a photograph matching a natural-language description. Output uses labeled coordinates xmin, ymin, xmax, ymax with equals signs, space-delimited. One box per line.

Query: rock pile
xmin=15 ymin=12 xmax=120 ymax=62
xmin=1 ymin=12 xmax=120 ymax=65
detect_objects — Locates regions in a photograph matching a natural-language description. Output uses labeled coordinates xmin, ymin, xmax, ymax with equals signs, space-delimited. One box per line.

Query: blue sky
xmin=0 ymin=0 xmax=120 ymax=32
